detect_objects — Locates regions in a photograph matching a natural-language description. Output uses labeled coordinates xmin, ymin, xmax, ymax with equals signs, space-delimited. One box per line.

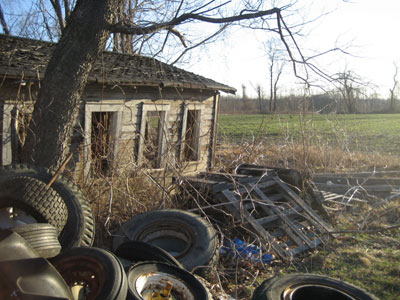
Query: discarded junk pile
xmin=0 ymin=164 xmax=215 ymax=300
xmin=0 ymin=164 xmax=381 ymax=300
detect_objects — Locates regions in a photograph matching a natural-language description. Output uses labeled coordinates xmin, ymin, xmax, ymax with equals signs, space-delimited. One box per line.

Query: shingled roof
xmin=0 ymin=34 xmax=236 ymax=94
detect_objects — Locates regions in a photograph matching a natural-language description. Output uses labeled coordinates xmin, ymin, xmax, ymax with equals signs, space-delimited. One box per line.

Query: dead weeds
xmin=76 ymin=139 xmax=400 ymax=300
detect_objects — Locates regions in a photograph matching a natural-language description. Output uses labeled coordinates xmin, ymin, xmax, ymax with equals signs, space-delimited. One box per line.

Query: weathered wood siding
xmin=1 ymin=80 xmax=219 ymax=181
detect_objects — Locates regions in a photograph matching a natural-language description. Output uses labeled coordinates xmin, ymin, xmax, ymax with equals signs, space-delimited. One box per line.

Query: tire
xmin=11 ymin=223 xmax=61 ymax=258
xmin=252 ymin=274 xmax=381 ymax=300
xmin=112 ymin=209 xmax=219 ymax=275
xmin=50 ymin=247 xmax=127 ymax=300
xmin=0 ymin=176 xmax=68 ymax=234
xmin=114 ymin=240 xmax=183 ymax=269
xmin=0 ymin=164 xmax=95 ymax=249
xmin=126 ymin=261 xmax=209 ymax=300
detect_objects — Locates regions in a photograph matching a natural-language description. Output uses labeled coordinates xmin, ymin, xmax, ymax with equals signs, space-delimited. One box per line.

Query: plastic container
xmin=220 ymin=238 xmax=273 ymax=264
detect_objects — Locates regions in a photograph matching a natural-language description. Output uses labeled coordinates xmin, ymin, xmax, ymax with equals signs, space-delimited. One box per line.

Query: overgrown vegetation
xmin=79 ymin=113 xmax=400 ymax=300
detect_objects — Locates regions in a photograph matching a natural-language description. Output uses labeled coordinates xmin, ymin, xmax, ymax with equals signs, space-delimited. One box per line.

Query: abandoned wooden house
xmin=0 ymin=34 xmax=236 ymax=179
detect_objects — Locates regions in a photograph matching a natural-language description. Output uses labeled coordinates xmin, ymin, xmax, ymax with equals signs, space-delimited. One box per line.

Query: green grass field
xmin=217 ymin=114 xmax=400 ymax=154
xmin=216 ymin=114 xmax=400 ymax=300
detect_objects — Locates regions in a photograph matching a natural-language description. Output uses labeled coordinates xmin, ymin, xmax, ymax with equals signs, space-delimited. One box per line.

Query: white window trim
xmin=180 ymin=103 xmax=204 ymax=162
xmin=1 ymin=102 xmax=15 ymax=165
xmin=137 ymin=103 xmax=170 ymax=169
xmin=84 ymin=103 xmax=123 ymax=177
xmin=1 ymin=101 xmax=34 ymax=166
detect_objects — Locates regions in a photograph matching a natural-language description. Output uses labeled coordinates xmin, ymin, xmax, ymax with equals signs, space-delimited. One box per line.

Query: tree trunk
xmin=21 ymin=0 xmax=119 ymax=170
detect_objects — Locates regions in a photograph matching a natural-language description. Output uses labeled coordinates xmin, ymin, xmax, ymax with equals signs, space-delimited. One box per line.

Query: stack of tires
xmin=112 ymin=210 xmax=220 ymax=300
xmin=0 ymin=164 xmax=218 ymax=300
xmin=0 ymin=164 xmax=95 ymax=249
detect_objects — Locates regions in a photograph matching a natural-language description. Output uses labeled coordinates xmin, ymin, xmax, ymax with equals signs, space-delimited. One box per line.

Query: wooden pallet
xmin=186 ymin=170 xmax=334 ymax=260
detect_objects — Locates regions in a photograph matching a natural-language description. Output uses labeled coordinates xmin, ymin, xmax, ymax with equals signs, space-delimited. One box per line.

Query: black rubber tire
xmin=112 ymin=209 xmax=219 ymax=275
xmin=0 ymin=176 xmax=68 ymax=234
xmin=11 ymin=223 xmax=61 ymax=258
xmin=114 ymin=240 xmax=183 ymax=269
xmin=252 ymin=274 xmax=381 ymax=300
xmin=0 ymin=164 xmax=95 ymax=249
xmin=51 ymin=247 xmax=127 ymax=300
xmin=126 ymin=261 xmax=209 ymax=300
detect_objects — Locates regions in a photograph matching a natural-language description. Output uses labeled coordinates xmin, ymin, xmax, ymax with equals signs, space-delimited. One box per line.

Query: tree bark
xmin=21 ymin=0 xmax=120 ymax=170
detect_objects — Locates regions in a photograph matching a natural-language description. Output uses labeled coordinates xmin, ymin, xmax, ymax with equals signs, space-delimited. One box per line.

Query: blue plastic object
xmin=220 ymin=238 xmax=273 ymax=264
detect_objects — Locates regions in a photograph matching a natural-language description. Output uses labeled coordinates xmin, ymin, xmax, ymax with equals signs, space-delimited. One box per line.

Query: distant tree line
xmin=219 ymin=93 xmax=396 ymax=114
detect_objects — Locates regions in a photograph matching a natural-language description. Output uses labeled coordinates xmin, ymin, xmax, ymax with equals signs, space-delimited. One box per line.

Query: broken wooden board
xmin=312 ymin=171 xmax=400 ymax=198
xmin=216 ymin=177 xmax=334 ymax=260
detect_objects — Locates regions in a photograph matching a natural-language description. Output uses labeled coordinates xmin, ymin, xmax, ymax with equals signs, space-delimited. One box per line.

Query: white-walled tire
xmin=11 ymin=223 xmax=61 ymax=258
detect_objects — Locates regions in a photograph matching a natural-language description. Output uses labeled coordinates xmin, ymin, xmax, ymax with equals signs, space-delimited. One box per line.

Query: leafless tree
xmin=242 ymin=84 xmax=247 ymax=99
xmin=256 ymin=84 xmax=265 ymax=113
xmin=266 ymin=39 xmax=285 ymax=112
xmin=334 ymin=69 xmax=367 ymax=113
xmin=389 ymin=62 xmax=398 ymax=111
xmin=6 ymin=0 xmax=327 ymax=169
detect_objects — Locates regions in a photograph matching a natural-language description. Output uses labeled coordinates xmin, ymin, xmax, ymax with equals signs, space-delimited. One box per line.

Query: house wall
xmin=0 ymin=80 xmax=219 ymax=182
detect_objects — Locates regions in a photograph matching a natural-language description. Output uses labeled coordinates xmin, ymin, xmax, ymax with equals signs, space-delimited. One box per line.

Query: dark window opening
xmin=183 ymin=110 xmax=200 ymax=161
xmin=11 ymin=108 xmax=31 ymax=163
xmin=143 ymin=111 xmax=162 ymax=168
xmin=91 ymin=111 xmax=113 ymax=173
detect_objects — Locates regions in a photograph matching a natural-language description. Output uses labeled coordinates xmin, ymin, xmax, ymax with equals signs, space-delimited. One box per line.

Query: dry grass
xmin=75 ymin=135 xmax=400 ymax=300
xmin=216 ymin=139 xmax=400 ymax=174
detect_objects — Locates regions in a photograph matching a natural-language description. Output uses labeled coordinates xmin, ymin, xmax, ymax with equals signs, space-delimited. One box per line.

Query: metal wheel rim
xmin=53 ymin=255 xmax=106 ymax=300
xmin=134 ymin=271 xmax=196 ymax=300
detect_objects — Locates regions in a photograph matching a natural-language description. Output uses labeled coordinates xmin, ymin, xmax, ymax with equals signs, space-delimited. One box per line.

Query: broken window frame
xmin=84 ymin=102 xmax=123 ymax=177
xmin=137 ymin=103 xmax=170 ymax=169
xmin=180 ymin=103 xmax=203 ymax=162
xmin=1 ymin=101 xmax=34 ymax=166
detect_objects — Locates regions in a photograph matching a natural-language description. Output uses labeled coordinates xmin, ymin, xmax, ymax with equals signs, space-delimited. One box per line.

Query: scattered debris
xmin=185 ymin=164 xmax=335 ymax=261
xmin=313 ymin=171 xmax=400 ymax=199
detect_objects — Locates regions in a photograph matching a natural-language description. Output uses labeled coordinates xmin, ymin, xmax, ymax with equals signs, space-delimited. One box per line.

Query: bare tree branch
xmin=170 ymin=24 xmax=228 ymax=65
xmin=39 ymin=0 xmax=55 ymax=41
xmin=111 ymin=7 xmax=281 ymax=35
xmin=49 ymin=0 xmax=65 ymax=31
xmin=0 ymin=3 xmax=9 ymax=35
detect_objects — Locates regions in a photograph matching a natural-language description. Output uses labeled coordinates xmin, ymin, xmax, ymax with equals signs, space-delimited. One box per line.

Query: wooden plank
xmin=315 ymin=183 xmax=393 ymax=194
xmin=242 ymin=194 xmax=283 ymax=210
xmin=291 ymin=238 xmax=323 ymax=256
xmin=221 ymin=190 xmax=290 ymax=260
xmin=313 ymin=176 xmax=400 ymax=186
xmin=256 ymin=206 xmax=302 ymax=226
xmin=274 ymin=177 xmax=334 ymax=233
xmin=252 ymin=186 xmax=314 ymax=248
xmin=321 ymin=191 xmax=368 ymax=203
xmin=314 ymin=171 xmax=400 ymax=178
